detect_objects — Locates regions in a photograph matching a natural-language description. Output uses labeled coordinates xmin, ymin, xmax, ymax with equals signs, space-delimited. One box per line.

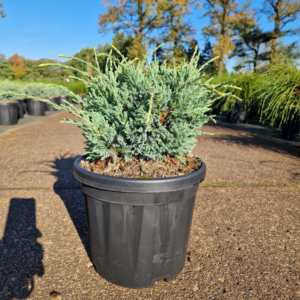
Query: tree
xmin=202 ymin=0 xmax=255 ymax=76
xmin=185 ymin=40 xmax=217 ymax=75
xmin=23 ymin=58 xmax=73 ymax=81
xmin=152 ymin=42 xmax=165 ymax=65
xmin=0 ymin=61 xmax=13 ymax=79
xmin=98 ymin=32 xmax=133 ymax=70
xmin=0 ymin=3 xmax=6 ymax=18
xmin=111 ymin=32 xmax=133 ymax=58
xmin=199 ymin=40 xmax=218 ymax=74
xmin=199 ymin=40 xmax=213 ymax=64
xmin=70 ymin=33 xmax=133 ymax=78
xmin=157 ymin=0 xmax=196 ymax=65
xmin=98 ymin=0 xmax=171 ymax=60
xmin=232 ymin=23 xmax=273 ymax=72
xmin=261 ymin=0 xmax=300 ymax=64
xmin=0 ymin=53 xmax=6 ymax=64
xmin=276 ymin=41 xmax=300 ymax=59
xmin=69 ymin=47 xmax=99 ymax=78
xmin=9 ymin=54 xmax=25 ymax=79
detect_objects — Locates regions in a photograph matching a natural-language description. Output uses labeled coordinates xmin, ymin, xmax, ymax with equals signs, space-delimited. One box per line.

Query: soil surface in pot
xmin=0 ymin=100 xmax=16 ymax=103
xmin=79 ymin=154 xmax=202 ymax=178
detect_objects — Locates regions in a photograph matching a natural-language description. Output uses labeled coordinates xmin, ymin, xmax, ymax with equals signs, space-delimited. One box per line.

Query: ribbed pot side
xmin=0 ymin=102 xmax=18 ymax=125
xmin=46 ymin=96 xmax=59 ymax=111
xmin=26 ymin=98 xmax=46 ymax=116
xmin=73 ymin=156 xmax=206 ymax=288
xmin=17 ymin=99 xmax=25 ymax=118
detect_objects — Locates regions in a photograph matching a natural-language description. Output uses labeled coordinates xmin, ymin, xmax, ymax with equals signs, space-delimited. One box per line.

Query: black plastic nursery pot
xmin=229 ymin=101 xmax=248 ymax=123
xmin=46 ymin=96 xmax=60 ymax=111
xmin=60 ymin=95 xmax=72 ymax=104
xmin=26 ymin=98 xmax=46 ymax=116
xmin=281 ymin=110 xmax=300 ymax=140
xmin=17 ymin=99 xmax=25 ymax=118
xmin=73 ymin=156 xmax=206 ymax=288
xmin=0 ymin=102 xmax=18 ymax=125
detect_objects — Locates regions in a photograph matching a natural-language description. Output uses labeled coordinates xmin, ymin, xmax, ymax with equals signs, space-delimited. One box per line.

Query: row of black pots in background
xmin=0 ymin=96 xmax=71 ymax=126
xmin=225 ymin=101 xmax=300 ymax=141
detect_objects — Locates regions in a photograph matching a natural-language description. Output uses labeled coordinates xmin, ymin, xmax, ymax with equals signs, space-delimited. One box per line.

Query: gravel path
xmin=0 ymin=112 xmax=299 ymax=299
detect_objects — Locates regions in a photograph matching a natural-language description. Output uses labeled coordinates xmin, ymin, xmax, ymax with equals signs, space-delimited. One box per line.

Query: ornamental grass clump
xmin=37 ymin=47 xmax=238 ymax=170
xmin=258 ymin=61 xmax=300 ymax=126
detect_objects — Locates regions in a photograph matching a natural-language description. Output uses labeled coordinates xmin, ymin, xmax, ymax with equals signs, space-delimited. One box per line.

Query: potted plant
xmin=44 ymin=85 xmax=61 ymax=111
xmin=212 ymin=73 xmax=261 ymax=123
xmin=22 ymin=47 xmax=236 ymax=288
xmin=24 ymin=83 xmax=47 ymax=116
xmin=13 ymin=83 xmax=26 ymax=119
xmin=258 ymin=61 xmax=300 ymax=140
xmin=0 ymin=81 xmax=19 ymax=125
xmin=16 ymin=97 xmax=26 ymax=119
xmin=59 ymin=86 xmax=72 ymax=104
xmin=0 ymin=81 xmax=25 ymax=120
xmin=0 ymin=97 xmax=18 ymax=126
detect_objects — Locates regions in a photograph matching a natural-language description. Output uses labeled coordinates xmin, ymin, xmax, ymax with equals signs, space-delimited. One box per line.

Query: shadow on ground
xmin=50 ymin=154 xmax=91 ymax=259
xmin=203 ymin=123 xmax=300 ymax=159
xmin=0 ymin=198 xmax=44 ymax=300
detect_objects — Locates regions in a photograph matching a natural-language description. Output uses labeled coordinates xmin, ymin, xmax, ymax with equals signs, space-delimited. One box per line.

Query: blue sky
xmin=1 ymin=0 xmax=298 ymax=69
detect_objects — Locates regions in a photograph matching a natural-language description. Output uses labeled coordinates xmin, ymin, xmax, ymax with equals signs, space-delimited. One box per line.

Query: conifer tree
xmin=70 ymin=33 xmax=133 ymax=78
xmin=23 ymin=58 xmax=72 ymax=81
xmin=260 ymin=0 xmax=300 ymax=64
xmin=70 ymin=47 xmax=99 ymax=78
xmin=186 ymin=40 xmax=200 ymax=64
xmin=276 ymin=41 xmax=300 ymax=59
xmin=111 ymin=32 xmax=133 ymax=58
xmin=232 ymin=23 xmax=272 ymax=72
xmin=152 ymin=42 xmax=165 ymax=65
xmin=98 ymin=32 xmax=133 ymax=69
xmin=202 ymin=0 xmax=255 ymax=77
xmin=0 ymin=53 xmax=5 ymax=63
xmin=0 ymin=61 xmax=13 ymax=79
xmin=199 ymin=41 xmax=213 ymax=65
xmin=186 ymin=40 xmax=216 ymax=74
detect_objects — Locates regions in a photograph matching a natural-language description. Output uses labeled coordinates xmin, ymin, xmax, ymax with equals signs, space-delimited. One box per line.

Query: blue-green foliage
xmin=0 ymin=81 xmax=23 ymax=100
xmin=37 ymin=47 xmax=237 ymax=162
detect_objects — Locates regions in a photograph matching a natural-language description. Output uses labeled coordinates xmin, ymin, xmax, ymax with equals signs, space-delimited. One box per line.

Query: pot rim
xmin=26 ymin=98 xmax=41 ymax=101
xmin=73 ymin=155 xmax=206 ymax=193
xmin=0 ymin=101 xmax=18 ymax=106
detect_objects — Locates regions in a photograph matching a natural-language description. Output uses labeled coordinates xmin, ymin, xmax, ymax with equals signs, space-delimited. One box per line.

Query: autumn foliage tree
xmin=260 ymin=0 xmax=300 ymax=64
xmin=98 ymin=1 xmax=197 ymax=63
xmin=157 ymin=0 xmax=196 ymax=65
xmin=203 ymin=0 xmax=255 ymax=77
xmin=9 ymin=54 xmax=25 ymax=79
xmin=98 ymin=0 xmax=174 ymax=60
